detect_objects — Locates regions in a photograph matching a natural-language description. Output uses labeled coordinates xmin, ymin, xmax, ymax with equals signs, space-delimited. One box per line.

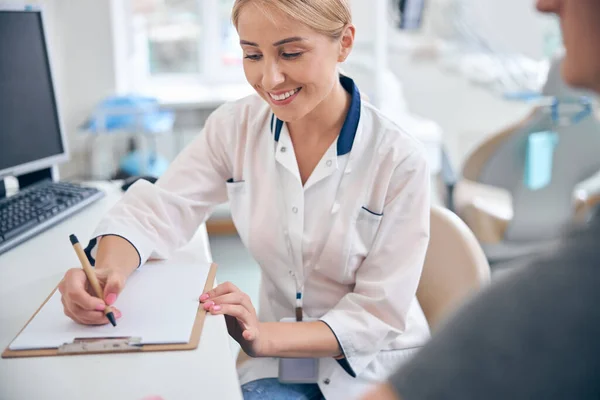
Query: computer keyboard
xmin=0 ymin=180 xmax=104 ymax=256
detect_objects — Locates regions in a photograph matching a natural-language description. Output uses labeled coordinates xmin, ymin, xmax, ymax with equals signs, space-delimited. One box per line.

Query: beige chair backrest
xmin=417 ymin=206 xmax=491 ymax=331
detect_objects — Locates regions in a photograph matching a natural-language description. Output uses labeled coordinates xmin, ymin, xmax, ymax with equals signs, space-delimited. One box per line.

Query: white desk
xmin=0 ymin=181 xmax=242 ymax=400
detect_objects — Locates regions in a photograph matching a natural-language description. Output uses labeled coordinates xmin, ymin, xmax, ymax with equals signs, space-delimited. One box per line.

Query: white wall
xmin=30 ymin=0 xmax=118 ymax=179
xmin=461 ymin=0 xmax=551 ymax=59
xmin=389 ymin=53 xmax=532 ymax=166
xmin=353 ymin=0 xmax=551 ymax=59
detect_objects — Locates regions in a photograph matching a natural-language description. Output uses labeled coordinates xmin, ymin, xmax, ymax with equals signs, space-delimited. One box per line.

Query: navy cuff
xmin=84 ymin=234 xmax=142 ymax=268
xmin=320 ymin=320 xmax=357 ymax=378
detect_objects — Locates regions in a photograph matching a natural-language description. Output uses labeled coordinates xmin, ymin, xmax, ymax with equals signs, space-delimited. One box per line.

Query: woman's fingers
xmin=199 ymin=281 xmax=240 ymax=302
xmin=209 ymin=303 xmax=250 ymax=319
xmin=71 ymin=306 xmax=121 ymax=325
xmin=202 ymin=291 xmax=255 ymax=313
xmin=61 ymin=295 xmax=121 ymax=325
xmin=59 ymin=268 xmax=106 ymax=311
xmin=209 ymin=303 xmax=256 ymax=334
xmin=63 ymin=303 xmax=106 ymax=325
xmin=201 ymin=283 xmax=259 ymax=344
xmin=242 ymin=329 xmax=257 ymax=341
xmin=70 ymin=286 xmax=107 ymax=311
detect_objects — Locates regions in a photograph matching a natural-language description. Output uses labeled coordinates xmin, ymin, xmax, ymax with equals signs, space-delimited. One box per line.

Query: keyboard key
xmin=3 ymin=219 xmax=38 ymax=240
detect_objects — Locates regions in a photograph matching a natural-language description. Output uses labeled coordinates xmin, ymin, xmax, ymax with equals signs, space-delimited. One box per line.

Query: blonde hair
xmin=232 ymin=0 xmax=352 ymax=40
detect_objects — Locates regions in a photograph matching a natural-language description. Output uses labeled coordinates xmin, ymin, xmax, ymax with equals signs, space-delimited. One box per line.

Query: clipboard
xmin=2 ymin=263 xmax=218 ymax=358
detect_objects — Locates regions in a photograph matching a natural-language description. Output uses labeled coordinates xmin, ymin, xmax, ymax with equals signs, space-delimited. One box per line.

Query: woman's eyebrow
xmin=272 ymin=36 xmax=306 ymax=46
xmin=240 ymin=40 xmax=259 ymax=47
xmin=239 ymin=37 xmax=307 ymax=47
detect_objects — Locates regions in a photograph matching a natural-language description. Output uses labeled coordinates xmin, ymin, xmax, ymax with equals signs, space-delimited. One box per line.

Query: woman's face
xmin=537 ymin=0 xmax=600 ymax=93
xmin=236 ymin=3 xmax=353 ymax=122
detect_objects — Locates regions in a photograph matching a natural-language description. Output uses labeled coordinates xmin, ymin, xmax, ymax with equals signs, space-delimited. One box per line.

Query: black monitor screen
xmin=0 ymin=11 xmax=64 ymax=173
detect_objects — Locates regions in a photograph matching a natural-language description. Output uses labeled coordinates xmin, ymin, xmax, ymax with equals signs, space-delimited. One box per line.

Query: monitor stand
xmin=0 ymin=167 xmax=53 ymax=200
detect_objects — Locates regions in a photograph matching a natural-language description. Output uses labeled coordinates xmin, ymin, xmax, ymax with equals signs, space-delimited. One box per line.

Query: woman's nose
xmin=261 ymin=61 xmax=285 ymax=91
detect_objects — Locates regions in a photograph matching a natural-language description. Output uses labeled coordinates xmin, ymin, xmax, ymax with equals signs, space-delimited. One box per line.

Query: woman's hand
xmin=58 ymin=235 xmax=139 ymax=325
xmin=200 ymin=282 xmax=267 ymax=357
xmin=58 ymin=266 xmax=125 ymax=325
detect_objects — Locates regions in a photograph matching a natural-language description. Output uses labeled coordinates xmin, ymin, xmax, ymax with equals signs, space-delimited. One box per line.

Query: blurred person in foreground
xmin=363 ymin=1 xmax=600 ymax=399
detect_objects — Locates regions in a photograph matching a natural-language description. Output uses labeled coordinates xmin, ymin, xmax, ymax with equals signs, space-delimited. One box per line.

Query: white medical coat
xmin=89 ymin=76 xmax=431 ymax=400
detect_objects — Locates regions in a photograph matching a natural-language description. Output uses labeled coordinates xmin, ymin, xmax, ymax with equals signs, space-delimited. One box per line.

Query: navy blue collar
xmin=270 ymin=74 xmax=361 ymax=156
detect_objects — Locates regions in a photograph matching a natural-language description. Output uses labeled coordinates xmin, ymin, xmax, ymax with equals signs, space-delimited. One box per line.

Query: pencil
xmin=69 ymin=234 xmax=117 ymax=327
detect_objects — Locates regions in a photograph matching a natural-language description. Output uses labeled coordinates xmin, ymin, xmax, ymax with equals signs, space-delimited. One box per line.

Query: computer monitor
xmin=0 ymin=6 xmax=68 ymax=181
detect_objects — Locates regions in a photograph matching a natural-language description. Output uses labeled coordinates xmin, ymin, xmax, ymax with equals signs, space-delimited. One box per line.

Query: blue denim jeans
xmin=242 ymin=378 xmax=325 ymax=400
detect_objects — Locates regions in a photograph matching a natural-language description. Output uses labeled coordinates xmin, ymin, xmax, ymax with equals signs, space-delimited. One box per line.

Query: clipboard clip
xmin=58 ymin=336 xmax=143 ymax=354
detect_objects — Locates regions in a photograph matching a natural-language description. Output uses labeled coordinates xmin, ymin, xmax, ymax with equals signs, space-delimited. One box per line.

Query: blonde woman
xmin=58 ymin=0 xmax=431 ymax=398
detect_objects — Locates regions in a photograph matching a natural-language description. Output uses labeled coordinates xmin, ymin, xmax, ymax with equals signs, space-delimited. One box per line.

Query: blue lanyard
xmin=271 ymin=114 xmax=305 ymax=321
xmin=270 ymin=113 xmax=355 ymax=322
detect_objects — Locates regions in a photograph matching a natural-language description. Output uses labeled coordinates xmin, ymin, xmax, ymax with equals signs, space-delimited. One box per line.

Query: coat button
xmin=326 ymin=160 xmax=332 ymax=167
xmin=292 ymin=207 xmax=298 ymax=213
xmin=281 ymin=146 xmax=287 ymax=153
xmin=324 ymin=378 xmax=331 ymax=385
xmin=331 ymin=202 xmax=340 ymax=214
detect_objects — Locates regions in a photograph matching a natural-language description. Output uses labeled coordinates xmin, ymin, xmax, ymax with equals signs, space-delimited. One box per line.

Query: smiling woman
xmin=56 ymin=1 xmax=432 ymax=400
xmin=233 ymin=0 xmax=354 ymax=126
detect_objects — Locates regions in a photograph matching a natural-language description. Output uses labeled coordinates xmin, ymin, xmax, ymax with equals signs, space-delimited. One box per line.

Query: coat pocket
xmin=341 ymin=207 xmax=384 ymax=282
xmin=354 ymin=206 xmax=383 ymax=254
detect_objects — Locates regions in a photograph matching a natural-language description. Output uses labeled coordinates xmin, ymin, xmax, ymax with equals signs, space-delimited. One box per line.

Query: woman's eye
xmin=244 ymin=54 xmax=262 ymax=61
xmin=282 ymin=52 xmax=302 ymax=59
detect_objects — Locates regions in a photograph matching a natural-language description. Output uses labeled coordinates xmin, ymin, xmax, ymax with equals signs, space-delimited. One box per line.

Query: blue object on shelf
xmin=524 ymin=130 xmax=559 ymax=191
xmin=502 ymin=91 xmax=543 ymax=102
xmin=83 ymin=95 xmax=175 ymax=134
xmin=119 ymin=150 xmax=170 ymax=177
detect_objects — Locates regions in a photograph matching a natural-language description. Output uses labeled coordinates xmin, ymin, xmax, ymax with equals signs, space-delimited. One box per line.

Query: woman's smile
xmin=267 ymin=87 xmax=302 ymax=106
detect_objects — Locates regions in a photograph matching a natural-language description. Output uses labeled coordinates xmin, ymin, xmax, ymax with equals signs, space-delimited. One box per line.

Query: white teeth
xmin=269 ymin=88 xmax=299 ymax=101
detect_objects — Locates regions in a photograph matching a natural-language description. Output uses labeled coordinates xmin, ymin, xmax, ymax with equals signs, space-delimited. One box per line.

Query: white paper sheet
xmin=9 ymin=261 xmax=210 ymax=350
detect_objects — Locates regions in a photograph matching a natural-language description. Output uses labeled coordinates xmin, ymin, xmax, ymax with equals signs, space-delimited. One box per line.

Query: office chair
xmin=444 ymin=57 xmax=600 ymax=263
xmin=417 ymin=205 xmax=490 ymax=331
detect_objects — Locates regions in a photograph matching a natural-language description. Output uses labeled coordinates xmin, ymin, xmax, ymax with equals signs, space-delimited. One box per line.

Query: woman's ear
xmin=338 ymin=24 xmax=355 ymax=63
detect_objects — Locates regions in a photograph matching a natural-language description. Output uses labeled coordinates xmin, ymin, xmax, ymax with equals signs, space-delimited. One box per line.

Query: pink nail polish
xmin=199 ymin=293 xmax=209 ymax=301
xmin=212 ymin=305 xmax=222 ymax=311
xmin=95 ymin=304 xmax=106 ymax=311
xmin=203 ymin=301 xmax=214 ymax=310
xmin=116 ymin=310 xmax=122 ymax=318
xmin=105 ymin=293 xmax=117 ymax=305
